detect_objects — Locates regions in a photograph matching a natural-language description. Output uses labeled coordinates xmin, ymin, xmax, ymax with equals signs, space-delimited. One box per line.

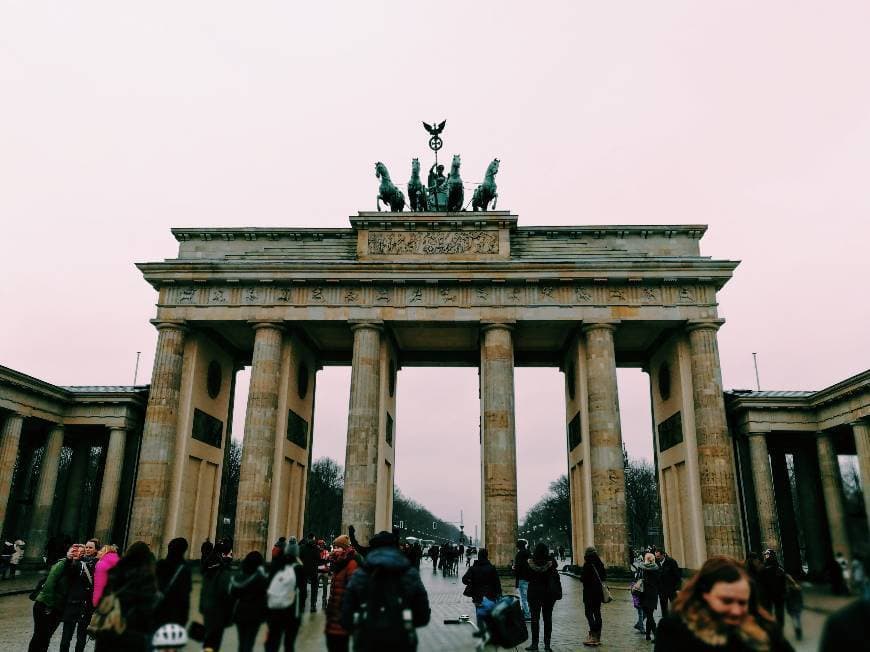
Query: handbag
xmin=87 ymin=592 xmax=126 ymax=637
xmin=592 ymin=565 xmax=613 ymax=604
xmin=547 ymin=570 xmax=563 ymax=600
xmin=631 ymin=578 xmax=644 ymax=594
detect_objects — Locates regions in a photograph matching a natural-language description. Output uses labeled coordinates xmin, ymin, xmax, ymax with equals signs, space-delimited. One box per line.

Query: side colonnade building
xmin=0 ymin=211 xmax=866 ymax=571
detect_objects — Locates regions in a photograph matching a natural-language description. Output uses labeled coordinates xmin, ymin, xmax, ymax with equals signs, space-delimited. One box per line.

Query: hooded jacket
xmin=340 ymin=546 xmax=431 ymax=635
xmin=462 ymin=557 xmax=502 ymax=604
xmin=93 ymin=550 xmax=120 ymax=607
xmin=325 ymin=546 xmax=359 ymax=636
xmin=527 ymin=556 xmax=559 ymax=603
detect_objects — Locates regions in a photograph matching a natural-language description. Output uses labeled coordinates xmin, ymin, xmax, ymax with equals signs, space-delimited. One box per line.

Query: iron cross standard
xmin=423 ymin=119 xmax=446 ymax=166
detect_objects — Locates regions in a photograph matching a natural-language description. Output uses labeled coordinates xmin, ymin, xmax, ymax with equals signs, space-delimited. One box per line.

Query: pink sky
xmin=2 ymin=3 xmax=868 ymax=537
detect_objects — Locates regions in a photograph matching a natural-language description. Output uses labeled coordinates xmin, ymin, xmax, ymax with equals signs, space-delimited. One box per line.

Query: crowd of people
xmin=26 ymin=527 xmax=433 ymax=652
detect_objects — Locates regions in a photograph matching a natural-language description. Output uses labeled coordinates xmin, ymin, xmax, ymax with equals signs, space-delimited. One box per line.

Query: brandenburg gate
xmin=128 ymin=211 xmax=743 ymax=570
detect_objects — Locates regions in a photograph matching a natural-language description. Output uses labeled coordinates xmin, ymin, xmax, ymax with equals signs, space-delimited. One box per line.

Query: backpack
xmin=355 ymin=568 xmax=416 ymax=652
xmin=486 ymin=595 xmax=528 ymax=648
xmin=267 ymin=564 xmax=298 ymax=610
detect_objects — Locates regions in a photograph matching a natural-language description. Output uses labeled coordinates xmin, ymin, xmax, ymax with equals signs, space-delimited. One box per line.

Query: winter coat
xmin=654 ymin=612 xmax=794 ymax=652
xmin=819 ymin=597 xmax=870 ymax=652
xmin=62 ymin=557 xmax=96 ymax=620
xmin=200 ymin=555 xmax=232 ymax=625
xmin=325 ymin=548 xmax=360 ymax=636
xmin=757 ymin=562 xmax=786 ymax=610
xmin=513 ymin=548 xmax=532 ymax=584
xmin=153 ymin=558 xmax=192 ymax=626
xmin=340 ymin=546 xmax=431 ymax=635
xmin=640 ymin=561 xmax=661 ymax=610
xmin=93 ymin=551 xmax=120 ymax=606
xmin=230 ymin=565 xmax=269 ymax=625
xmin=299 ymin=539 xmax=321 ymax=577
xmin=35 ymin=558 xmax=70 ymax=611
xmin=526 ymin=556 xmax=559 ymax=604
xmin=580 ymin=556 xmax=607 ymax=605
xmin=658 ymin=555 xmax=681 ymax=596
xmin=93 ymin=560 xmax=158 ymax=652
xmin=462 ymin=558 xmax=502 ymax=604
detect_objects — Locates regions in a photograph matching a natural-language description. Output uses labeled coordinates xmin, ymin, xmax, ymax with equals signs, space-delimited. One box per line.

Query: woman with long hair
xmin=93 ymin=541 xmax=159 ymax=652
xmin=579 ymin=547 xmax=607 ymax=647
xmin=654 ymin=556 xmax=794 ymax=651
xmin=525 ymin=542 xmax=560 ymax=652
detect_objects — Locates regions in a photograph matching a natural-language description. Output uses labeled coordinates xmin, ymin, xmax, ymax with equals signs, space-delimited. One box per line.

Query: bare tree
xmin=623 ymin=446 xmax=662 ymax=550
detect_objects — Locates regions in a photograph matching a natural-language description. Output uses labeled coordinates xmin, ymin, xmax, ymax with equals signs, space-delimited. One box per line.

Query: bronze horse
xmin=407 ymin=158 xmax=428 ymax=211
xmin=472 ymin=158 xmax=499 ymax=211
xmin=375 ymin=161 xmax=405 ymax=212
xmin=445 ymin=154 xmax=464 ymax=212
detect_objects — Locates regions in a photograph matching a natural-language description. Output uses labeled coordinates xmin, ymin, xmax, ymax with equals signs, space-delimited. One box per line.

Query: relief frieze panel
xmin=165 ymin=282 xmax=708 ymax=309
xmin=367 ymin=230 xmax=499 ymax=255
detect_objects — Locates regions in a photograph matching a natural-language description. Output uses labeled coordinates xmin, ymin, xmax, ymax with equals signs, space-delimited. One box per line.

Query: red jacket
xmin=325 ymin=551 xmax=359 ymax=636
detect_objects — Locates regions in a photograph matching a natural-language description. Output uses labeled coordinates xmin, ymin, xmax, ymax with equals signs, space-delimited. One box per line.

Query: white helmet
xmin=152 ymin=623 xmax=188 ymax=648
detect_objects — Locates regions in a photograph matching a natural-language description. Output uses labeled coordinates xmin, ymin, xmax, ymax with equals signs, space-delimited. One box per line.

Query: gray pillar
xmin=582 ymin=322 xmax=628 ymax=567
xmin=0 ymin=413 xmax=25 ymax=532
xmin=234 ymin=322 xmax=285 ymax=555
xmin=480 ymin=323 xmax=519 ymax=570
xmin=61 ymin=439 xmax=91 ymax=539
xmin=28 ymin=425 xmax=65 ymax=560
xmin=852 ymin=420 xmax=870 ymax=529
xmin=687 ymin=320 xmax=743 ymax=558
xmin=93 ymin=427 xmax=127 ymax=545
xmin=747 ymin=433 xmax=780 ymax=553
xmin=341 ymin=322 xmax=383 ymax=545
xmin=128 ymin=321 xmax=187 ymax=551
xmin=817 ymin=432 xmax=851 ymax=559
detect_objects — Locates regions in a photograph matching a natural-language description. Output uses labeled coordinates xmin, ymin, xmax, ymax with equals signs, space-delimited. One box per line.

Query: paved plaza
xmin=0 ymin=563 xmax=836 ymax=651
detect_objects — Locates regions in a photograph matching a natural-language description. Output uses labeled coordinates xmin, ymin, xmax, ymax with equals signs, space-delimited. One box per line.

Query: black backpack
xmin=355 ymin=568 xmax=416 ymax=651
xmin=487 ymin=596 xmax=528 ymax=648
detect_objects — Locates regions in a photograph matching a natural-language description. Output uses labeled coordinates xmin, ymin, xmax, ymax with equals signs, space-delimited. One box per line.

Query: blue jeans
xmin=517 ymin=579 xmax=530 ymax=617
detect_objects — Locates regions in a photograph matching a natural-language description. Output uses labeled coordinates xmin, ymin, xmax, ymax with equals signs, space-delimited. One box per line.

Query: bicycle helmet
xmin=152 ymin=623 xmax=188 ymax=648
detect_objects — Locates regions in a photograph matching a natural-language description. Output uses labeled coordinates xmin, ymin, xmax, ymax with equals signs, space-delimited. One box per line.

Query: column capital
xmin=249 ymin=320 xmax=286 ymax=333
xmin=49 ymin=422 xmax=65 ymax=432
xmin=686 ymin=318 xmax=726 ymax=333
xmin=349 ymin=320 xmax=384 ymax=333
xmin=580 ymin=320 xmax=620 ymax=335
xmin=150 ymin=319 xmax=188 ymax=333
xmin=480 ymin=321 xmax=515 ymax=333
xmin=849 ymin=418 xmax=869 ymax=428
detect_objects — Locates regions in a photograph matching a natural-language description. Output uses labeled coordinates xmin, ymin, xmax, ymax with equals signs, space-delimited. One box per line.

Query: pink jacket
xmin=93 ymin=551 xmax=120 ymax=606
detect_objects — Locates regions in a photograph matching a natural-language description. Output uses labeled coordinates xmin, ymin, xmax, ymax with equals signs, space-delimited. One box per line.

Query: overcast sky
xmin=2 ymin=2 xmax=868 ymax=538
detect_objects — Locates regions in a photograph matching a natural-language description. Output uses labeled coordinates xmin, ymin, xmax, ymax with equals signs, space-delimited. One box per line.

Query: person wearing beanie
xmin=341 ymin=531 xmax=430 ymax=651
xmin=264 ymin=538 xmax=306 ymax=652
xmin=325 ymin=533 xmax=359 ymax=651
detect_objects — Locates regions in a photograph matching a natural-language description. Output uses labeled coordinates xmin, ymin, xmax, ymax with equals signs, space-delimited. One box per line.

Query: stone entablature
xmin=726 ymin=369 xmax=870 ymax=434
xmin=0 ymin=365 xmax=147 ymax=429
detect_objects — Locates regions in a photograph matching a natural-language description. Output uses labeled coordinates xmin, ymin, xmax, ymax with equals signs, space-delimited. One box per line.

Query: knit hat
xmin=369 ymin=531 xmax=398 ymax=549
xmin=285 ymin=537 xmax=300 ymax=558
xmin=333 ymin=534 xmax=351 ymax=549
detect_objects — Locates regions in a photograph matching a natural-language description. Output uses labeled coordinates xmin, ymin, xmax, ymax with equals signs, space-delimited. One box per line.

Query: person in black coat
xmin=819 ymin=595 xmax=870 ymax=651
xmin=654 ymin=555 xmax=794 ymax=652
xmin=526 ymin=543 xmax=560 ymax=652
xmin=639 ymin=553 xmax=662 ymax=640
xmin=579 ymin=546 xmax=607 ymax=647
xmin=341 ymin=531 xmax=430 ymax=652
xmin=757 ymin=549 xmax=787 ymax=625
xmin=655 ymin=548 xmax=681 ymax=616
xmin=230 ymin=551 xmax=269 ymax=652
xmin=461 ymin=547 xmax=502 ymax=605
xmin=154 ymin=537 xmax=192 ymax=629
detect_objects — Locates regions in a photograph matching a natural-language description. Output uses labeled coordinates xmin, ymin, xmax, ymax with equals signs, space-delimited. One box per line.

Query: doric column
xmin=28 ymin=424 xmax=65 ymax=560
xmin=480 ymin=323 xmax=519 ymax=570
xmin=94 ymin=427 xmax=127 ymax=544
xmin=747 ymin=433 xmax=780 ymax=553
xmin=128 ymin=320 xmax=187 ymax=550
xmin=817 ymin=432 xmax=851 ymax=558
xmin=852 ymin=420 xmax=870 ymax=527
xmin=582 ymin=322 xmax=628 ymax=567
xmin=234 ymin=322 xmax=285 ymax=555
xmin=686 ymin=320 xmax=742 ymax=558
xmin=0 ymin=413 xmax=25 ymax=530
xmin=341 ymin=322 xmax=383 ymax=545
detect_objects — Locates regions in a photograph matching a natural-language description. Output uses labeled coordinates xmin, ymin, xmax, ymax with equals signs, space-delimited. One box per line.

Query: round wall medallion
xmin=297 ymin=363 xmax=309 ymax=399
xmin=206 ymin=361 xmax=222 ymax=399
xmin=566 ymin=363 xmax=576 ymax=400
xmin=658 ymin=362 xmax=672 ymax=401
xmin=389 ymin=360 xmax=397 ymax=397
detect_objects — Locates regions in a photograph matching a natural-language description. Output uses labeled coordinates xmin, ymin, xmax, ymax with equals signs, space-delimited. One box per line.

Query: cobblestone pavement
xmin=0 ymin=564 xmax=832 ymax=651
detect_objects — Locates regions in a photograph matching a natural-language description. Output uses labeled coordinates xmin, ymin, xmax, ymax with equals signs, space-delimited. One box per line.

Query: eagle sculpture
xmin=423 ymin=120 xmax=446 ymax=136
